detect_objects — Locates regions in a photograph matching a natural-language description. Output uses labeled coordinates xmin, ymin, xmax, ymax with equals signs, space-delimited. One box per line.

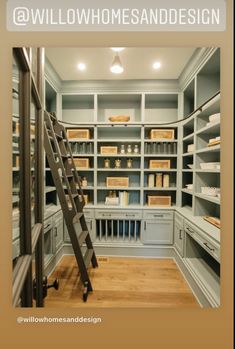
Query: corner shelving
xmin=181 ymin=86 xmax=220 ymax=222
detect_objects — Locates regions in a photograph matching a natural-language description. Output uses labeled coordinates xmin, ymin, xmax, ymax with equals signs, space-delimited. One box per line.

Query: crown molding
xmin=179 ymin=47 xmax=218 ymax=91
xmin=61 ymin=79 xmax=180 ymax=94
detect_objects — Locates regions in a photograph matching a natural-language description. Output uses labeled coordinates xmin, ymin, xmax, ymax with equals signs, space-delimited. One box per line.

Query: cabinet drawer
xmin=143 ymin=210 xmax=173 ymax=220
xmin=84 ymin=209 xmax=94 ymax=219
xmin=175 ymin=212 xmax=184 ymax=228
xmin=44 ymin=218 xmax=53 ymax=233
xmin=95 ymin=210 xmax=142 ymax=220
xmin=185 ymin=221 xmax=220 ymax=262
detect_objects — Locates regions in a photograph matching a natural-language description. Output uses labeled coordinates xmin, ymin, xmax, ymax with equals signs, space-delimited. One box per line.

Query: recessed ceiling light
xmin=153 ymin=61 xmax=162 ymax=70
xmin=111 ymin=47 xmax=125 ymax=52
xmin=77 ymin=63 xmax=86 ymax=71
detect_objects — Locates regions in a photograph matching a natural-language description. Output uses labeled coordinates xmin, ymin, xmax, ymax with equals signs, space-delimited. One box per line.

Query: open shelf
xmin=144 ymin=94 xmax=178 ymax=122
xmin=196 ymin=49 xmax=220 ymax=108
xmin=98 ymin=94 xmax=141 ymax=123
xmin=62 ymin=94 xmax=95 ymax=123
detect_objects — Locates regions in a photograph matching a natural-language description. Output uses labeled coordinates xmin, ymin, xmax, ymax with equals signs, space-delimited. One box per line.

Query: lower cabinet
xmin=142 ymin=210 xmax=174 ymax=245
xmin=174 ymin=212 xmax=185 ymax=257
xmin=53 ymin=211 xmax=63 ymax=250
xmin=184 ymin=220 xmax=220 ymax=307
xmin=44 ymin=210 xmax=64 ymax=267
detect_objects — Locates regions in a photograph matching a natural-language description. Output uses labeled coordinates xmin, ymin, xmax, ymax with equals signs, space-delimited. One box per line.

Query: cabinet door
xmin=54 ymin=212 xmax=63 ymax=250
xmin=142 ymin=220 xmax=173 ymax=245
xmin=174 ymin=223 xmax=184 ymax=257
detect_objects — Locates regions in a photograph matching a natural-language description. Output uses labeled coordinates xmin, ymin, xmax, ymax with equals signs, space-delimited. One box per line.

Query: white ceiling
xmin=45 ymin=47 xmax=196 ymax=81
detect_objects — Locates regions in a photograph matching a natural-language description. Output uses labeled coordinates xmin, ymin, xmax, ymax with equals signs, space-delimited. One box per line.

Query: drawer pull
xmin=144 ymin=222 xmax=146 ymax=230
xmin=186 ymin=227 xmax=194 ymax=234
xmin=179 ymin=230 xmax=183 ymax=240
xmin=44 ymin=223 xmax=51 ymax=229
xmin=153 ymin=214 xmax=164 ymax=218
xmin=126 ymin=214 xmax=135 ymax=217
xmin=102 ymin=214 xmax=111 ymax=217
xmin=203 ymin=242 xmax=215 ymax=252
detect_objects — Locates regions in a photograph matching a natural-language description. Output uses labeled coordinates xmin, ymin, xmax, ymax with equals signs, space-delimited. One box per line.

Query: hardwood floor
xmin=45 ymin=256 xmax=199 ymax=308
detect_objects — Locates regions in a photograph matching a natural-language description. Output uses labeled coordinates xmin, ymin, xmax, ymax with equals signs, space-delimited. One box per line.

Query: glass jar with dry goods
xmin=163 ymin=174 xmax=170 ymax=188
xmin=127 ymin=144 xmax=132 ymax=154
xmin=120 ymin=144 xmax=125 ymax=154
xmin=115 ymin=159 xmax=121 ymax=168
xmin=127 ymin=159 xmax=133 ymax=168
xmin=133 ymin=144 xmax=139 ymax=154
xmin=104 ymin=159 xmax=110 ymax=168
xmin=81 ymin=177 xmax=88 ymax=187
xmin=148 ymin=174 xmax=155 ymax=188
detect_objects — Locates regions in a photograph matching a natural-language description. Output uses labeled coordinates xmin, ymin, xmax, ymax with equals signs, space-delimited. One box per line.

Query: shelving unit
xmin=181 ymin=93 xmax=220 ymax=219
xmin=66 ymin=116 xmax=179 ymax=209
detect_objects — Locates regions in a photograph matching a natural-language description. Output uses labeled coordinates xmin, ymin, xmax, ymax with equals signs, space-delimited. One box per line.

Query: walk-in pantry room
xmin=12 ymin=47 xmax=221 ymax=308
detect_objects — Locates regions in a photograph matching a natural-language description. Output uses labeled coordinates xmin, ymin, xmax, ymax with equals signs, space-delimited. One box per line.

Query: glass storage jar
xmin=133 ymin=144 xmax=139 ymax=154
xmin=120 ymin=144 xmax=125 ymax=154
xmin=115 ymin=159 xmax=121 ymax=168
xmin=81 ymin=177 xmax=88 ymax=187
xmin=127 ymin=159 xmax=133 ymax=168
xmin=104 ymin=159 xmax=110 ymax=168
xmin=127 ymin=145 xmax=132 ymax=154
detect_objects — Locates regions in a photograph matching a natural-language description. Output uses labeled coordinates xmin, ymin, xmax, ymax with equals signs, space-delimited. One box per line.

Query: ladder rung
xmin=73 ymin=212 xmax=84 ymax=223
xmin=49 ymin=113 xmax=57 ymax=121
xmin=84 ymin=248 xmax=94 ymax=268
xmin=55 ymin=133 xmax=63 ymax=140
xmin=63 ymin=174 xmax=74 ymax=179
xmin=78 ymin=230 xmax=88 ymax=246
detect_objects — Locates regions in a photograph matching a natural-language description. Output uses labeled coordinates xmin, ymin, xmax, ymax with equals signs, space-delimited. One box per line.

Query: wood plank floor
xmin=45 ymin=256 xmax=199 ymax=308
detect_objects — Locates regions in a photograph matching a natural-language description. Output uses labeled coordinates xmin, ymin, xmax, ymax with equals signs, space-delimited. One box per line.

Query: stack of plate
xmin=200 ymin=162 xmax=220 ymax=170
xmin=201 ymin=187 xmax=220 ymax=196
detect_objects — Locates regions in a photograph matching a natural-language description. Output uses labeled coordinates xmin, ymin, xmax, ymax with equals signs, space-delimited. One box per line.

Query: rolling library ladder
xmin=44 ymin=111 xmax=98 ymax=301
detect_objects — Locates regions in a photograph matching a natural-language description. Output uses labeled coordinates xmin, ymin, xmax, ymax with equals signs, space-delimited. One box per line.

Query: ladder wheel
xmin=83 ymin=281 xmax=89 ymax=302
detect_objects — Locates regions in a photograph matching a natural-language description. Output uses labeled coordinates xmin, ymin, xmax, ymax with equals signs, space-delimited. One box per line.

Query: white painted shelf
xmin=196 ymin=145 xmax=220 ymax=154
xmin=195 ymin=193 xmax=220 ymax=205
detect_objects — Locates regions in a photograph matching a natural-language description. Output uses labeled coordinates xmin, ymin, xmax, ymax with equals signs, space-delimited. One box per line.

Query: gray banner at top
xmin=7 ymin=0 xmax=226 ymax=31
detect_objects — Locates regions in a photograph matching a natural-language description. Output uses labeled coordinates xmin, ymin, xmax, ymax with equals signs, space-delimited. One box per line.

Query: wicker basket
xmin=108 ymin=115 xmax=130 ymax=122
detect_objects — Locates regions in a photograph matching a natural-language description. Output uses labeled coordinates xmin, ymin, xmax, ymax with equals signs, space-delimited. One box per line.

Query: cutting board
xmin=203 ymin=216 xmax=221 ymax=229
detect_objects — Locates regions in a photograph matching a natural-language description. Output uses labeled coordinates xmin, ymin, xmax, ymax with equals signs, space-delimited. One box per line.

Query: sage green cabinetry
xmin=142 ymin=210 xmax=174 ymax=245
xmin=174 ymin=212 xmax=185 ymax=257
